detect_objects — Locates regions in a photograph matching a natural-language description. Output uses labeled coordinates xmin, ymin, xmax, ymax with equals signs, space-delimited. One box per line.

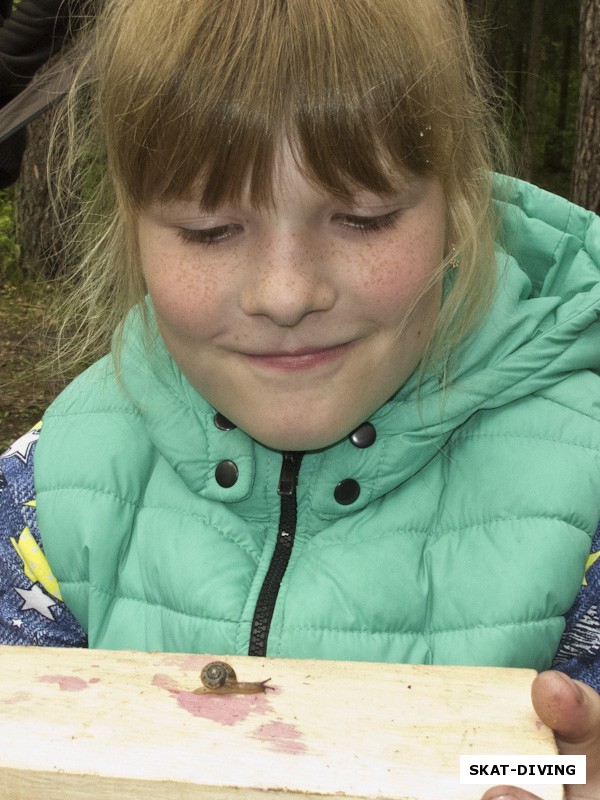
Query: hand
xmin=481 ymin=671 xmax=600 ymax=800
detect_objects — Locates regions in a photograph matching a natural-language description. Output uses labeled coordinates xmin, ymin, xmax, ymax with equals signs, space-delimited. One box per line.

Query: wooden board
xmin=0 ymin=646 xmax=562 ymax=800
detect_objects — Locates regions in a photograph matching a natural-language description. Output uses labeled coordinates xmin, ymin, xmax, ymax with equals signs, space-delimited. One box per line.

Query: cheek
xmin=355 ymin=237 xmax=443 ymax=323
xmin=140 ymin=234 xmax=226 ymax=339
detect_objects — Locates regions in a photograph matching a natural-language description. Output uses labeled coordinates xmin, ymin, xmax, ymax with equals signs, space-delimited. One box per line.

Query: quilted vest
xmin=35 ymin=178 xmax=600 ymax=669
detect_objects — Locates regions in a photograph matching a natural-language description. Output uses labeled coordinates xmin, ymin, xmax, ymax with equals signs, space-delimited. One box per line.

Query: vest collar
xmin=120 ymin=324 xmax=458 ymax=518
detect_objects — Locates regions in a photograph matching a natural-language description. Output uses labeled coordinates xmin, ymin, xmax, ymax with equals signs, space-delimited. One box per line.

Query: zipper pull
xmin=277 ymin=451 xmax=302 ymax=496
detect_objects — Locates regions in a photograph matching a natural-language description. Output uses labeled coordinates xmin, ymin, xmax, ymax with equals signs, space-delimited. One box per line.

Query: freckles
xmin=357 ymin=247 xmax=418 ymax=309
xmin=360 ymin=221 xmax=443 ymax=301
xmin=144 ymin=241 xmax=223 ymax=321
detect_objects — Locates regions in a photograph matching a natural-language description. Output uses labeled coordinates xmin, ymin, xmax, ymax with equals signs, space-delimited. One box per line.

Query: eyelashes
xmin=176 ymin=224 xmax=242 ymax=246
xmin=176 ymin=210 xmax=402 ymax=247
xmin=334 ymin=210 xmax=402 ymax=234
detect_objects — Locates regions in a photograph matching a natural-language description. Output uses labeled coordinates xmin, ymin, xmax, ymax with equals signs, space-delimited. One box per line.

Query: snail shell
xmin=200 ymin=661 xmax=237 ymax=689
xmin=195 ymin=660 xmax=270 ymax=695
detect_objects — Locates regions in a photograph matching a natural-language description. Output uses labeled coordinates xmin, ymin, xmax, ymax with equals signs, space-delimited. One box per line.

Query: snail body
xmin=194 ymin=661 xmax=270 ymax=695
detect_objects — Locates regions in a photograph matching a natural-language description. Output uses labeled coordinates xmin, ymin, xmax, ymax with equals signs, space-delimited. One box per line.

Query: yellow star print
xmin=10 ymin=527 xmax=62 ymax=600
xmin=583 ymin=551 xmax=600 ymax=586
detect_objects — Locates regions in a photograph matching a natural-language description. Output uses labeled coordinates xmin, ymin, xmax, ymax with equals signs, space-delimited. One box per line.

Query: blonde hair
xmin=51 ymin=0 xmax=509 ymax=379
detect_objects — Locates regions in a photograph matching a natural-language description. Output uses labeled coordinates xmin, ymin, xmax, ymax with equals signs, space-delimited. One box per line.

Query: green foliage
xmin=0 ymin=189 xmax=20 ymax=278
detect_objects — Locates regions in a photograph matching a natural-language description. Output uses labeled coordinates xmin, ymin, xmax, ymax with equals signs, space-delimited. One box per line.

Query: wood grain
xmin=0 ymin=646 xmax=562 ymax=799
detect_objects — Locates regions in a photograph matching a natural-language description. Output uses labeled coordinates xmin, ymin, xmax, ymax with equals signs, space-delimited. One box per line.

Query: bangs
xmin=96 ymin=0 xmax=458 ymax=211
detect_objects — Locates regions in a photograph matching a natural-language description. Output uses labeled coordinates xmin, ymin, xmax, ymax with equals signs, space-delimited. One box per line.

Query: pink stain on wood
xmin=160 ymin=654 xmax=208 ymax=670
xmin=178 ymin=691 xmax=271 ymax=725
xmin=152 ymin=672 xmax=271 ymax=725
xmin=251 ymin=720 xmax=307 ymax=754
xmin=38 ymin=675 xmax=91 ymax=692
xmin=152 ymin=673 xmax=180 ymax=694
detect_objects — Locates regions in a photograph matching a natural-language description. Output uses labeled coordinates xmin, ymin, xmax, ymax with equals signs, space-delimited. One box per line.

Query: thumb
xmin=532 ymin=670 xmax=600 ymax=786
xmin=481 ymin=672 xmax=600 ymax=800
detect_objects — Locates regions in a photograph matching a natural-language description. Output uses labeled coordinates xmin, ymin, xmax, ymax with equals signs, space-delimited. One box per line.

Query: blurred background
xmin=0 ymin=0 xmax=599 ymax=449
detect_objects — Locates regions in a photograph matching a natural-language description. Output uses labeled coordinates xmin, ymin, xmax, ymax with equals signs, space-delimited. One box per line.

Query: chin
xmin=226 ymin=398 xmax=368 ymax=452
xmin=250 ymin=423 xmax=348 ymax=453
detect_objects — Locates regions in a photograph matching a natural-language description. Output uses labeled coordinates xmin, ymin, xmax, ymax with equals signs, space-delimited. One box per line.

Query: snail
xmin=194 ymin=661 xmax=271 ymax=695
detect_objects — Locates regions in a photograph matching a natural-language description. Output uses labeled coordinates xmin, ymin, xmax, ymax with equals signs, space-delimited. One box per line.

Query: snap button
xmin=214 ymin=412 xmax=237 ymax=431
xmin=349 ymin=422 xmax=376 ymax=449
xmin=334 ymin=478 xmax=360 ymax=505
xmin=215 ymin=460 xmax=239 ymax=488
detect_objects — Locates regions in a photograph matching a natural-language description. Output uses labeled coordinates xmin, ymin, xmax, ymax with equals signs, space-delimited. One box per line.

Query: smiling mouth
xmin=242 ymin=342 xmax=355 ymax=372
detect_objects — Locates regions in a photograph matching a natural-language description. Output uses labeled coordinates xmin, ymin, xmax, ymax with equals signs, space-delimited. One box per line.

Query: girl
xmin=1 ymin=1 xmax=600 ymax=797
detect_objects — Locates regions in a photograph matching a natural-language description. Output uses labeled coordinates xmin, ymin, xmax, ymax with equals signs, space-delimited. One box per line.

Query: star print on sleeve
xmin=0 ymin=422 xmax=41 ymax=465
xmin=10 ymin=525 xmax=63 ymax=600
xmin=15 ymin=585 xmax=57 ymax=620
xmin=584 ymin=551 xmax=600 ymax=586
xmin=0 ymin=426 xmax=87 ymax=648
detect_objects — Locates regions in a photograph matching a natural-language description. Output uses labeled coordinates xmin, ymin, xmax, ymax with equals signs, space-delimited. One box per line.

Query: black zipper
xmin=248 ymin=451 xmax=303 ymax=656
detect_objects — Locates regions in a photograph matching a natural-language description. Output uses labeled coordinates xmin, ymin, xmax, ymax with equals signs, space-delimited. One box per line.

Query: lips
xmin=242 ymin=342 xmax=354 ymax=372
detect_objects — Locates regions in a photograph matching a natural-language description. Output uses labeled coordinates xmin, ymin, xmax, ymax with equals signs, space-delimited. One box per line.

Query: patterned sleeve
xmin=0 ymin=424 xmax=87 ymax=647
xmin=553 ymin=522 xmax=600 ymax=692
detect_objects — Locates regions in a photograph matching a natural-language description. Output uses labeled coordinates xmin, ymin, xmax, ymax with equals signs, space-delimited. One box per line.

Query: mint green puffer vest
xmin=35 ymin=179 xmax=600 ymax=669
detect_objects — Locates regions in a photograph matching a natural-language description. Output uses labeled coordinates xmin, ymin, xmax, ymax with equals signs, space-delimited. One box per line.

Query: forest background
xmin=0 ymin=0 xmax=598 ymax=449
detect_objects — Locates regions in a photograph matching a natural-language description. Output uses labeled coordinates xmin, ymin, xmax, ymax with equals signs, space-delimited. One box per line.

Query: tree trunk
xmin=544 ymin=17 xmax=575 ymax=172
xmin=557 ymin=21 xmax=574 ymax=133
xmin=522 ymin=0 xmax=545 ymax=180
xmin=510 ymin=3 xmax=528 ymax=110
xmin=572 ymin=0 xmax=600 ymax=213
xmin=13 ymin=54 xmax=69 ymax=279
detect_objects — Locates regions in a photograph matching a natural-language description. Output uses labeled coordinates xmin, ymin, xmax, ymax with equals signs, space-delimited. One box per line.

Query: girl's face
xmin=138 ymin=146 xmax=446 ymax=450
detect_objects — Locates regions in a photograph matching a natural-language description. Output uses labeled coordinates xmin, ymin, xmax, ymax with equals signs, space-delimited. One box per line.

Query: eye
xmin=176 ymin=224 xmax=242 ymax=246
xmin=335 ymin=210 xmax=401 ymax=234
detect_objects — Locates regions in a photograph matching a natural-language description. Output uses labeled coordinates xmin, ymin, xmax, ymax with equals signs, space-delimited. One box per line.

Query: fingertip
xmin=533 ymin=670 xmax=600 ymax=751
xmin=532 ymin=670 xmax=584 ymax=709
xmin=481 ymin=787 xmax=540 ymax=800
xmin=482 ymin=795 xmax=518 ymax=800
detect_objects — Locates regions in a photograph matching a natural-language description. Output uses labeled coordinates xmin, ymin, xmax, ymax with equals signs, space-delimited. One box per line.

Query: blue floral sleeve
xmin=0 ymin=424 xmax=87 ymax=647
xmin=553 ymin=522 xmax=600 ymax=691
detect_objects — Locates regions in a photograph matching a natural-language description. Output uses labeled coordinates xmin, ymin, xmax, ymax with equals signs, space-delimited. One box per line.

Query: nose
xmin=240 ymin=232 xmax=336 ymax=327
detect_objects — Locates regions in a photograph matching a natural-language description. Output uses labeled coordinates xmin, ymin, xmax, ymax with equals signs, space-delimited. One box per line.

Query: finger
xmin=532 ymin=672 xmax=600 ymax=756
xmin=532 ymin=670 xmax=600 ymax=796
xmin=481 ymin=786 xmax=544 ymax=800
